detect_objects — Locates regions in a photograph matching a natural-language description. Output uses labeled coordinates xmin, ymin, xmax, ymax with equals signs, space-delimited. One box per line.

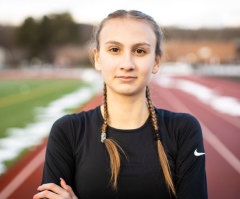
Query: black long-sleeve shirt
xmin=41 ymin=106 xmax=208 ymax=199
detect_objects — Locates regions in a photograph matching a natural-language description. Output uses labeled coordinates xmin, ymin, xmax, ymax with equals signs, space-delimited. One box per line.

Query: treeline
xmin=0 ymin=12 xmax=239 ymax=66
xmin=16 ymin=13 xmax=78 ymax=60
xmin=0 ymin=13 xmax=94 ymax=64
xmin=16 ymin=13 xmax=94 ymax=62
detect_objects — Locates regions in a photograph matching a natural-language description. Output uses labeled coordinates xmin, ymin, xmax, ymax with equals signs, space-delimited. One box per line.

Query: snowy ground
xmin=155 ymin=63 xmax=240 ymax=116
xmin=0 ymin=69 xmax=103 ymax=174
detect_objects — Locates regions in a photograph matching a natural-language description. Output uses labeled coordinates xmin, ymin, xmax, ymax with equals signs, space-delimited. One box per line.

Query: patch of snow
xmin=0 ymin=69 xmax=103 ymax=174
xmin=156 ymin=75 xmax=240 ymax=116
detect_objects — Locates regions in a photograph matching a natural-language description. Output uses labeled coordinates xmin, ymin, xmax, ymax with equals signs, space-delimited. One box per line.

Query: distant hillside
xmin=0 ymin=23 xmax=239 ymax=66
xmin=162 ymin=27 xmax=240 ymax=41
xmin=76 ymin=23 xmax=95 ymax=45
xmin=76 ymin=24 xmax=240 ymax=42
xmin=0 ymin=25 xmax=16 ymax=48
xmin=0 ymin=24 xmax=239 ymax=49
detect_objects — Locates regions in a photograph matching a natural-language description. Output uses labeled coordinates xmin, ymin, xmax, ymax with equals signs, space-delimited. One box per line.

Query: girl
xmin=34 ymin=10 xmax=208 ymax=199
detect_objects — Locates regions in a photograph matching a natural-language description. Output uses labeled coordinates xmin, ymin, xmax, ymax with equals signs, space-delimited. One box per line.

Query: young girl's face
xmin=94 ymin=18 xmax=160 ymax=96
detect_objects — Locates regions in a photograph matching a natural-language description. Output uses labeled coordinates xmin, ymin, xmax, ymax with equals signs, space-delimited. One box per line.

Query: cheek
xmin=99 ymin=51 xmax=121 ymax=69
xmin=99 ymin=56 xmax=117 ymax=80
xmin=136 ymin=57 xmax=155 ymax=74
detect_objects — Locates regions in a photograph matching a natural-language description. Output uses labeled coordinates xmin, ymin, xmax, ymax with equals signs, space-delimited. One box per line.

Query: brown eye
xmin=135 ymin=49 xmax=146 ymax=54
xmin=110 ymin=48 xmax=119 ymax=53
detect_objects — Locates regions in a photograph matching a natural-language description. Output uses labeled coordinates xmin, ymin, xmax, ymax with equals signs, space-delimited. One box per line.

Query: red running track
xmin=0 ymin=75 xmax=239 ymax=199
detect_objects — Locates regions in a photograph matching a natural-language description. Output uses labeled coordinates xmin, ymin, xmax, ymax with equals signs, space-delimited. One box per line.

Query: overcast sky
xmin=0 ymin=0 xmax=240 ymax=28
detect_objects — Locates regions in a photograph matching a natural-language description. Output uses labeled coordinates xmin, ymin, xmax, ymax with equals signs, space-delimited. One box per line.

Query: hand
xmin=33 ymin=178 xmax=78 ymax=199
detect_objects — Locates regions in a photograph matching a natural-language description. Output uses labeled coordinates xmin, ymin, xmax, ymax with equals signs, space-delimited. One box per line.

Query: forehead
xmin=99 ymin=18 xmax=156 ymax=46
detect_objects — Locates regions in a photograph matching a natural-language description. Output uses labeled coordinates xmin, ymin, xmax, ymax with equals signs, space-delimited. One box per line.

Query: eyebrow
xmin=104 ymin=40 xmax=151 ymax=48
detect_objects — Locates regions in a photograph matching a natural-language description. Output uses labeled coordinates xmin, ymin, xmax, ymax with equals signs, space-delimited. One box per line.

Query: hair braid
xmin=101 ymin=83 xmax=126 ymax=190
xmin=146 ymin=86 xmax=176 ymax=196
xmin=100 ymin=83 xmax=175 ymax=195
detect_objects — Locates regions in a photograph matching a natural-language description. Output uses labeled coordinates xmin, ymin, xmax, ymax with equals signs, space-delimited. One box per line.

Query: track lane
xmin=173 ymin=75 xmax=240 ymax=99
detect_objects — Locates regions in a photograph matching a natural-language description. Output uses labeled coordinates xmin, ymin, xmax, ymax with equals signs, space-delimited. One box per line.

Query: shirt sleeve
xmin=174 ymin=114 xmax=208 ymax=199
xmin=41 ymin=115 xmax=75 ymax=188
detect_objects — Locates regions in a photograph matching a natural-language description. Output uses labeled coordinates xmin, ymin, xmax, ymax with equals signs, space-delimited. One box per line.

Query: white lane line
xmin=156 ymin=83 xmax=240 ymax=174
xmin=201 ymin=125 xmax=240 ymax=174
xmin=185 ymin=78 xmax=240 ymax=130
xmin=177 ymin=78 xmax=240 ymax=130
xmin=0 ymin=147 xmax=46 ymax=199
xmin=156 ymin=75 xmax=240 ymax=129
xmin=202 ymin=105 xmax=240 ymax=130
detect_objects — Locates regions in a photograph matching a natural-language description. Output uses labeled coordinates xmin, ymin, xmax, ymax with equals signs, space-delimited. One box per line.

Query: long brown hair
xmin=96 ymin=10 xmax=176 ymax=196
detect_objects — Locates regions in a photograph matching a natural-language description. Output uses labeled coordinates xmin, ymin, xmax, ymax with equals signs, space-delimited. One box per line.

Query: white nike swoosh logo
xmin=194 ymin=149 xmax=205 ymax=156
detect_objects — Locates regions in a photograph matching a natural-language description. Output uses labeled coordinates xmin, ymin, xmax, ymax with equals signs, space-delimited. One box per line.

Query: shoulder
xmin=47 ymin=106 xmax=101 ymax=153
xmin=155 ymin=107 xmax=200 ymax=128
xmin=52 ymin=105 xmax=100 ymax=130
xmin=154 ymin=107 xmax=202 ymax=143
xmin=50 ymin=106 xmax=101 ymax=143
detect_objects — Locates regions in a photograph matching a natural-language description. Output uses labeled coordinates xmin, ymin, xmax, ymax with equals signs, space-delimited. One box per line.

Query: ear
xmin=152 ymin=54 xmax=161 ymax=74
xmin=93 ymin=48 xmax=101 ymax=71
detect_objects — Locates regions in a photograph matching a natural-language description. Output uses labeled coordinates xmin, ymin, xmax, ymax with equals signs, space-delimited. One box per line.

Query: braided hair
xmin=96 ymin=10 xmax=176 ymax=196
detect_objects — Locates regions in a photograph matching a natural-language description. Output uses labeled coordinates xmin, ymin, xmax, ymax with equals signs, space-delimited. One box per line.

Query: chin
xmin=109 ymin=84 xmax=145 ymax=96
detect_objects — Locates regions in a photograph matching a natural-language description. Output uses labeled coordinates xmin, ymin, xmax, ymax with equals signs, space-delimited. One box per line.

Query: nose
xmin=120 ymin=52 xmax=135 ymax=71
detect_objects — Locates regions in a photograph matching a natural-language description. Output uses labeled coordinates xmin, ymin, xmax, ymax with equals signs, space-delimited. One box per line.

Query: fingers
xmin=37 ymin=183 xmax=65 ymax=196
xmin=33 ymin=189 xmax=60 ymax=199
xmin=60 ymin=178 xmax=78 ymax=199
xmin=34 ymin=179 xmax=77 ymax=199
xmin=35 ymin=182 xmax=71 ymax=199
xmin=60 ymin=178 xmax=68 ymax=190
xmin=60 ymin=178 xmax=73 ymax=192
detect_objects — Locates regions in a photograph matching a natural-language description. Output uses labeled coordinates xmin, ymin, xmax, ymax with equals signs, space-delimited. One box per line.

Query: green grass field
xmin=0 ymin=80 xmax=89 ymax=139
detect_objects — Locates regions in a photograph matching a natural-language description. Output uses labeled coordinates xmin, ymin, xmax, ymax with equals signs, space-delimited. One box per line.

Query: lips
xmin=116 ymin=75 xmax=137 ymax=82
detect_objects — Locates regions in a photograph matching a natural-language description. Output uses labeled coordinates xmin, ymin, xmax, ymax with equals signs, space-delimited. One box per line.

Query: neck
xmin=101 ymin=87 xmax=150 ymax=129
